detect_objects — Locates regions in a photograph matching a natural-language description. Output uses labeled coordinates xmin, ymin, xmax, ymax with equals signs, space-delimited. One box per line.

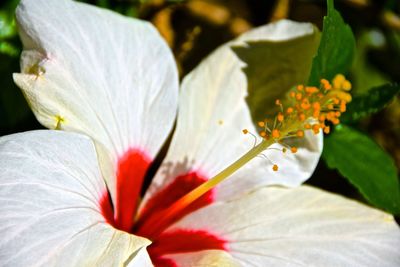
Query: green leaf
xmin=341 ymin=83 xmax=400 ymax=122
xmin=323 ymin=125 xmax=400 ymax=214
xmin=308 ymin=0 xmax=356 ymax=86
xmin=232 ymin=28 xmax=320 ymax=123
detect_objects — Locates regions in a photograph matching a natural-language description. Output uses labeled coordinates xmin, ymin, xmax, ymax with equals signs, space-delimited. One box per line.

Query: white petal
xmin=144 ymin=20 xmax=322 ymax=202
xmin=169 ymin=186 xmax=400 ymax=267
xmin=13 ymin=0 xmax=178 ymax=202
xmin=165 ymin=250 xmax=240 ymax=267
xmin=126 ymin=247 xmax=154 ymax=267
xmin=0 ymin=131 xmax=150 ymax=266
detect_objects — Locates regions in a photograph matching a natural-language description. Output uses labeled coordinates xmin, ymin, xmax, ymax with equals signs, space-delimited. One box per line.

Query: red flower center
xmin=99 ymin=149 xmax=227 ymax=266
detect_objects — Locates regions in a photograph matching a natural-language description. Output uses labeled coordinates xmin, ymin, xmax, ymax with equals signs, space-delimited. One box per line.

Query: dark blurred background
xmin=1 ymin=0 xmax=399 ymax=207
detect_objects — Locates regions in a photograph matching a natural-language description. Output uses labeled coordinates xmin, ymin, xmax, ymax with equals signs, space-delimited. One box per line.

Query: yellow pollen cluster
xmin=246 ymin=74 xmax=352 ymax=171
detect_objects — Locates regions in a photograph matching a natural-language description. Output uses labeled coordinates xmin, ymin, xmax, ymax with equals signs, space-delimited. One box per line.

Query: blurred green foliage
xmin=0 ymin=0 xmax=30 ymax=132
xmin=0 ymin=0 xmax=19 ymax=57
xmin=351 ymin=31 xmax=390 ymax=95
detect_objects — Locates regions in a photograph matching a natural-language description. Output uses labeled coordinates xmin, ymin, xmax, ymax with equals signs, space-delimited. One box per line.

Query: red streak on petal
xmin=114 ymin=149 xmax=151 ymax=232
xmin=149 ymin=229 xmax=227 ymax=255
xmin=99 ymin=191 xmax=114 ymax=225
xmin=149 ymin=230 xmax=227 ymax=267
xmin=134 ymin=172 xmax=214 ymax=239
xmin=151 ymin=257 xmax=177 ymax=267
xmin=100 ymin=167 xmax=227 ymax=267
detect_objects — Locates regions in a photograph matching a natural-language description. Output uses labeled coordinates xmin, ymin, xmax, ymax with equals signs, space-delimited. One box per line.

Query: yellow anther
xmin=321 ymin=78 xmax=332 ymax=90
xmin=289 ymin=91 xmax=296 ymax=98
xmin=242 ymin=129 xmax=249 ymax=134
xmin=258 ymin=121 xmax=265 ymax=127
xmin=306 ymin=86 xmax=319 ymax=94
xmin=286 ymin=107 xmax=294 ymax=114
xmin=332 ymin=118 xmax=340 ymax=125
xmin=296 ymin=92 xmax=303 ymax=101
xmin=336 ymin=91 xmax=352 ymax=102
xmin=272 ymin=164 xmax=279 ymax=172
xmin=333 ymin=74 xmax=345 ymax=89
xmin=299 ymin=113 xmax=306 ymax=121
xmin=320 ymin=78 xmax=329 ymax=84
xmin=305 ymin=123 xmax=312 ymax=129
xmin=272 ymin=129 xmax=280 ymax=139
xmin=296 ymin=130 xmax=304 ymax=137
xmin=318 ymin=114 xmax=326 ymax=122
xmin=326 ymin=114 xmax=331 ymax=121
xmin=335 ymin=111 xmax=341 ymax=117
xmin=342 ymin=80 xmax=352 ymax=91
xmin=312 ymin=109 xmax=320 ymax=118
xmin=333 ymin=97 xmax=340 ymax=105
xmin=340 ymin=102 xmax=347 ymax=112
xmin=300 ymin=99 xmax=311 ymax=110
xmin=260 ymin=131 xmax=267 ymax=137
xmin=324 ymin=126 xmax=330 ymax=134
xmin=275 ymin=99 xmax=282 ymax=106
xmin=312 ymin=102 xmax=321 ymax=110
xmin=291 ymin=147 xmax=298 ymax=153
xmin=312 ymin=124 xmax=320 ymax=134
xmin=297 ymin=85 xmax=304 ymax=91
xmin=277 ymin=112 xmax=284 ymax=122
xmin=327 ymin=104 xmax=334 ymax=110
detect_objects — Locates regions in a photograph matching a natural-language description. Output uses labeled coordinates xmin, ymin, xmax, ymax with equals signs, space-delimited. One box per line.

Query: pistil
xmin=136 ymin=138 xmax=273 ymax=238
xmin=136 ymin=74 xmax=352 ymax=239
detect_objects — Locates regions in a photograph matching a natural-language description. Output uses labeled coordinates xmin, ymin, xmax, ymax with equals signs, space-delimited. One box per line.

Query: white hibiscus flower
xmin=0 ymin=0 xmax=399 ymax=266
